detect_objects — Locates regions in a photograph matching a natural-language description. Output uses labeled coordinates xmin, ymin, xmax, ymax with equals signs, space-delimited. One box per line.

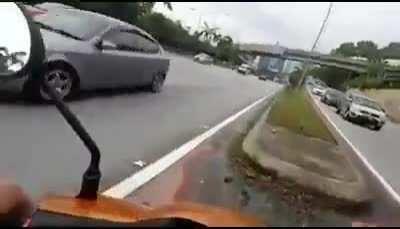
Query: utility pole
xmin=297 ymin=2 xmax=333 ymax=87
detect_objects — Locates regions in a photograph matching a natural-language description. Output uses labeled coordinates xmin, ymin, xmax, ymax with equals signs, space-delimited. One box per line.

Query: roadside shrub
xmin=382 ymin=80 xmax=400 ymax=89
xmin=345 ymin=76 xmax=384 ymax=90
xmin=288 ymin=71 xmax=302 ymax=88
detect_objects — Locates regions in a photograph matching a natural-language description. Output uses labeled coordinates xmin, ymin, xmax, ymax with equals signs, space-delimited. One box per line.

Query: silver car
xmin=9 ymin=7 xmax=170 ymax=101
xmin=338 ymin=92 xmax=386 ymax=130
xmin=193 ymin=53 xmax=213 ymax=65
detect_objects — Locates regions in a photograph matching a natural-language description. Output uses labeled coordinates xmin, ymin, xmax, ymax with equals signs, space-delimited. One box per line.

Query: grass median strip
xmin=242 ymin=87 xmax=370 ymax=204
xmin=267 ymin=88 xmax=336 ymax=144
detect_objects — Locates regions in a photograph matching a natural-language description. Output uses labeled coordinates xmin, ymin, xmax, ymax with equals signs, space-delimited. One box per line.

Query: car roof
xmin=349 ymin=91 xmax=378 ymax=102
xmin=39 ymin=7 xmax=159 ymax=43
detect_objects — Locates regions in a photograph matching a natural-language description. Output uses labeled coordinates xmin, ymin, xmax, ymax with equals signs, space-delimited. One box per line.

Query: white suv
xmin=237 ymin=64 xmax=252 ymax=75
xmin=311 ymin=85 xmax=327 ymax=96
xmin=338 ymin=92 xmax=386 ymax=130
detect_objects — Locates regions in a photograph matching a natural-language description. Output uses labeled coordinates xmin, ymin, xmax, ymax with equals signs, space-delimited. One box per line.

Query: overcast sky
xmin=154 ymin=2 xmax=400 ymax=54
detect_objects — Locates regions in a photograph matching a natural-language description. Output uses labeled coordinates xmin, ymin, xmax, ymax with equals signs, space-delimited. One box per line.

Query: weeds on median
xmin=267 ymin=88 xmax=336 ymax=144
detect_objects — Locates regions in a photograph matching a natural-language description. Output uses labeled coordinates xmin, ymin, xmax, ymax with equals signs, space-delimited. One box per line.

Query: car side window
xmin=138 ymin=36 xmax=159 ymax=54
xmin=103 ymin=29 xmax=159 ymax=54
xmin=102 ymin=31 xmax=138 ymax=52
xmin=126 ymin=31 xmax=159 ymax=54
xmin=101 ymin=30 xmax=124 ymax=50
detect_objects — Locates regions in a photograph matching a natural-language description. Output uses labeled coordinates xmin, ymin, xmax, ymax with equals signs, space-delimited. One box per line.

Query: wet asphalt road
xmin=0 ymin=52 xmax=280 ymax=199
xmin=313 ymin=94 xmax=400 ymax=197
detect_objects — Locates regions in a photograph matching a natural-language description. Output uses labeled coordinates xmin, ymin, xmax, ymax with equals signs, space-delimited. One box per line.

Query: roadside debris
xmin=245 ymin=169 xmax=257 ymax=179
xmin=224 ymin=176 xmax=233 ymax=183
xmin=240 ymin=189 xmax=250 ymax=206
xmin=202 ymin=125 xmax=210 ymax=129
xmin=142 ymin=201 xmax=151 ymax=207
xmin=132 ymin=160 xmax=146 ymax=168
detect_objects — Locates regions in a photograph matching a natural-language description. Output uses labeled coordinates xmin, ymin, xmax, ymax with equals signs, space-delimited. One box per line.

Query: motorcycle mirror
xmin=1 ymin=2 xmax=101 ymax=200
xmin=0 ymin=2 xmax=45 ymax=79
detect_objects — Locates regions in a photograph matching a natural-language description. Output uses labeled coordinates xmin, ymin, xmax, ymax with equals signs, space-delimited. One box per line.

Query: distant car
xmin=18 ymin=7 xmax=170 ymax=101
xmin=337 ymin=92 xmax=386 ymax=131
xmin=320 ymin=88 xmax=345 ymax=108
xmin=258 ymin=74 xmax=273 ymax=81
xmin=237 ymin=64 xmax=252 ymax=75
xmin=311 ymin=85 xmax=327 ymax=96
xmin=193 ymin=53 xmax=213 ymax=64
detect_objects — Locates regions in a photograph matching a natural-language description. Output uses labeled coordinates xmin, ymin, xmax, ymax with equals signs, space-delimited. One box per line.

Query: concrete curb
xmin=242 ymin=89 xmax=370 ymax=202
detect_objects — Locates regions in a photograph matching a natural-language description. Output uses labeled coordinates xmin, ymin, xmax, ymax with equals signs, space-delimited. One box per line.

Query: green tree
xmin=288 ymin=65 xmax=304 ymax=88
xmin=380 ymin=42 xmax=400 ymax=59
xmin=331 ymin=40 xmax=381 ymax=61
xmin=333 ymin=42 xmax=357 ymax=57
xmin=137 ymin=12 xmax=214 ymax=54
xmin=356 ymin=40 xmax=381 ymax=61
xmin=136 ymin=2 xmax=172 ymax=16
xmin=366 ymin=61 xmax=385 ymax=78
xmin=215 ymin=35 xmax=239 ymax=64
xmin=309 ymin=66 xmax=352 ymax=90
xmin=23 ymin=1 xmax=172 ymax=25
xmin=197 ymin=22 xmax=220 ymax=43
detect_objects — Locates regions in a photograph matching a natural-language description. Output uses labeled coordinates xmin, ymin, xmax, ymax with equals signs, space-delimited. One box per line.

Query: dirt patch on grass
xmin=267 ymin=88 xmax=336 ymax=144
xmin=362 ymin=89 xmax=400 ymax=123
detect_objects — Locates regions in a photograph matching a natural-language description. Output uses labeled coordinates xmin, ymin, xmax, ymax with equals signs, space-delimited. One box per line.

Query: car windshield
xmin=33 ymin=9 xmax=109 ymax=40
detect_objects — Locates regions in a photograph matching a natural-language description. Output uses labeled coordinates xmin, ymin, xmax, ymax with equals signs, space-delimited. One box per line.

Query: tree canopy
xmin=23 ymin=1 xmax=241 ymax=65
xmin=332 ymin=40 xmax=381 ymax=61
xmin=332 ymin=40 xmax=400 ymax=62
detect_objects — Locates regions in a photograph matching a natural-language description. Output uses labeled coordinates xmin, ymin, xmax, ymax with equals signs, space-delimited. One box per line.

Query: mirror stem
xmin=43 ymin=81 xmax=101 ymax=200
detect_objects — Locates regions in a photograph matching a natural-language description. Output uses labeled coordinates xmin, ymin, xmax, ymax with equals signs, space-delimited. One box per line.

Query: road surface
xmin=126 ymin=88 xmax=400 ymax=226
xmin=0 ymin=52 xmax=280 ymax=199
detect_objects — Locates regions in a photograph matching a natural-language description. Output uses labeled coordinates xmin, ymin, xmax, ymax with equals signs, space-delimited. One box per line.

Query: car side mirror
xmin=0 ymin=2 xmax=45 ymax=79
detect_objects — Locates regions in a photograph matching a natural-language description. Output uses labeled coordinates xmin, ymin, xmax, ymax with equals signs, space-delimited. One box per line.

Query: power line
xmin=311 ymin=2 xmax=333 ymax=52
xmin=297 ymin=2 xmax=334 ymax=87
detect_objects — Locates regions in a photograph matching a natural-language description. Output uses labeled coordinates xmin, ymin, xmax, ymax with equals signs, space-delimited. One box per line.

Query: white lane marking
xmin=102 ymin=92 xmax=277 ymax=199
xmin=309 ymin=90 xmax=400 ymax=204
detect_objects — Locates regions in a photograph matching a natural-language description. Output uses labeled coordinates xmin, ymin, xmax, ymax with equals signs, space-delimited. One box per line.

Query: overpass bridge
xmin=238 ymin=43 xmax=400 ymax=76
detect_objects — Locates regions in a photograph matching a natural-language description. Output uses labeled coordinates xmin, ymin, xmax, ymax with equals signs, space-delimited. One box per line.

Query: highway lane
xmin=0 ymin=52 xmax=281 ymax=199
xmin=312 ymin=94 xmax=400 ymax=197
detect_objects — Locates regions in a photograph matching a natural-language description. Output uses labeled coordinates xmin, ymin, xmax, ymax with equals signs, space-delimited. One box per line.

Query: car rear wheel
xmin=150 ymin=73 xmax=165 ymax=93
